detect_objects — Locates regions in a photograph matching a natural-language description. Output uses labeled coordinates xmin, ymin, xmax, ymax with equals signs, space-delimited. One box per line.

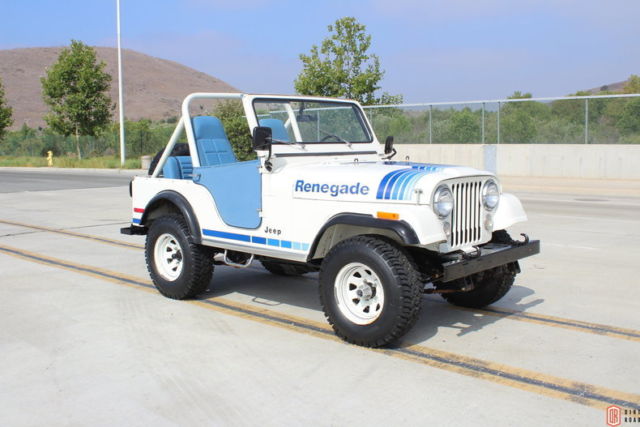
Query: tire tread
xmin=145 ymin=215 xmax=212 ymax=299
xmin=319 ymin=236 xmax=422 ymax=347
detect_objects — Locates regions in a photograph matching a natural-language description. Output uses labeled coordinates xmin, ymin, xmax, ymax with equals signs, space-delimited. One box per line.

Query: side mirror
xmin=252 ymin=126 xmax=272 ymax=151
xmin=384 ymin=136 xmax=397 ymax=159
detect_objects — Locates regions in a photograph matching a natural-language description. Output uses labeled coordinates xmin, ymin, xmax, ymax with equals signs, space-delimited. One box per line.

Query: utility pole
xmin=116 ymin=0 xmax=126 ymax=166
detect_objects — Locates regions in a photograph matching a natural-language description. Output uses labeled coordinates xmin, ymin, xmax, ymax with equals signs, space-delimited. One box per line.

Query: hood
xmin=283 ymin=160 xmax=493 ymax=203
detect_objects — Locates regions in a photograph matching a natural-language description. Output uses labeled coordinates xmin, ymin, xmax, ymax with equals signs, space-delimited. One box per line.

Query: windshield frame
xmin=251 ymin=97 xmax=374 ymax=145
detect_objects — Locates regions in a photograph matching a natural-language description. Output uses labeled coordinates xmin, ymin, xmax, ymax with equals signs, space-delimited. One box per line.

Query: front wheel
xmin=319 ymin=236 xmax=423 ymax=347
xmin=441 ymin=264 xmax=516 ymax=308
xmin=145 ymin=215 xmax=213 ymax=299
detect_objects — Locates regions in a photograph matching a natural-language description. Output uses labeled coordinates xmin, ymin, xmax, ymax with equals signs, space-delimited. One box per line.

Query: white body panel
xmin=131 ymin=92 xmax=530 ymax=262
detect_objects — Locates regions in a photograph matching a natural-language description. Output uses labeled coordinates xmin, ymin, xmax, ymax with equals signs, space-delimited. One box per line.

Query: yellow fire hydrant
xmin=47 ymin=150 xmax=53 ymax=167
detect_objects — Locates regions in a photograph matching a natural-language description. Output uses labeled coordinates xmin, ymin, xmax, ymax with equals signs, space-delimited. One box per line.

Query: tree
xmin=214 ymin=101 xmax=255 ymax=161
xmin=447 ymin=108 xmax=481 ymax=143
xmin=295 ymin=17 xmax=399 ymax=105
xmin=41 ymin=40 xmax=112 ymax=159
xmin=0 ymin=77 xmax=12 ymax=141
xmin=616 ymin=98 xmax=640 ymax=135
xmin=623 ymin=75 xmax=640 ymax=94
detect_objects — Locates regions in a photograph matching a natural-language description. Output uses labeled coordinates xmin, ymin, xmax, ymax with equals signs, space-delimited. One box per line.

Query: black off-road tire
xmin=319 ymin=236 xmax=423 ymax=348
xmin=145 ymin=215 xmax=213 ymax=299
xmin=261 ymin=260 xmax=313 ymax=276
xmin=148 ymin=143 xmax=190 ymax=176
xmin=441 ymin=264 xmax=516 ymax=308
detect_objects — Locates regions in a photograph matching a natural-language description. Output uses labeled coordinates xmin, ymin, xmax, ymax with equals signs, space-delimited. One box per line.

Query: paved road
xmin=0 ymin=169 xmax=638 ymax=426
xmin=0 ymin=169 xmax=136 ymax=193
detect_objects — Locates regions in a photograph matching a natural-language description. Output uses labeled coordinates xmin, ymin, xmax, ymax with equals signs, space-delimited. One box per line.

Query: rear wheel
xmin=319 ymin=236 xmax=423 ymax=347
xmin=145 ymin=215 xmax=213 ymax=299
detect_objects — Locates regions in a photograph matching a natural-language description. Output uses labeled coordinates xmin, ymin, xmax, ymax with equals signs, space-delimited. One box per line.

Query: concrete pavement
xmin=0 ymin=167 xmax=639 ymax=426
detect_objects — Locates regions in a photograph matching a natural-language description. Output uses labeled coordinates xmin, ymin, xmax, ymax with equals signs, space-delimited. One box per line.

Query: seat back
xmin=162 ymin=156 xmax=193 ymax=179
xmin=192 ymin=116 xmax=236 ymax=166
xmin=259 ymin=118 xmax=290 ymax=142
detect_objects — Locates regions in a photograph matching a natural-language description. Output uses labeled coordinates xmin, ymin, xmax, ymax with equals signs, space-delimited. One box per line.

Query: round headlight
xmin=433 ymin=185 xmax=453 ymax=218
xmin=482 ymin=179 xmax=500 ymax=210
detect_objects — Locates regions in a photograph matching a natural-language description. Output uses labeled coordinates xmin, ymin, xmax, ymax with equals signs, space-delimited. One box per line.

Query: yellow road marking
xmin=6 ymin=217 xmax=640 ymax=343
xmin=0 ymin=219 xmax=144 ymax=250
xmin=1 ymin=243 xmax=639 ymax=411
xmin=4 ymin=217 xmax=640 ymax=343
xmin=432 ymin=302 xmax=640 ymax=343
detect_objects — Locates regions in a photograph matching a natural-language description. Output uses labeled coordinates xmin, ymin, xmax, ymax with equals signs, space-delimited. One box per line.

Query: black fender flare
xmin=308 ymin=213 xmax=419 ymax=260
xmin=141 ymin=191 xmax=202 ymax=244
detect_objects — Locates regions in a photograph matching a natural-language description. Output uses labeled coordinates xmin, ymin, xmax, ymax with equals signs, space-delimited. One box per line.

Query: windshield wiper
xmin=271 ymin=137 xmax=306 ymax=150
xmin=318 ymin=129 xmax=352 ymax=148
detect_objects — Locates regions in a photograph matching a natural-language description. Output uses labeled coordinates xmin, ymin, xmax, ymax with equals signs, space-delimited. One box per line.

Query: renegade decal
xmin=376 ymin=165 xmax=446 ymax=201
xmin=294 ymin=180 xmax=370 ymax=197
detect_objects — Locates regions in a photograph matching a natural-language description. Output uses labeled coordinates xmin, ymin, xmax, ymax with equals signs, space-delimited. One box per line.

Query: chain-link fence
xmin=0 ymin=120 xmax=179 ymax=158
xmin=2 ymin=94 xmax=639 ymax=160
xmin=363 ymin=94 xmax=640 ymax=144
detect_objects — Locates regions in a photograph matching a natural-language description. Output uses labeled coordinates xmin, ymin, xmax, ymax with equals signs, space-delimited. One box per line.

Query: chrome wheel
xmin=154 ymin=233 xmax=183 ymax=281
xmin=334 ymin=262 xmax=385 ymax=325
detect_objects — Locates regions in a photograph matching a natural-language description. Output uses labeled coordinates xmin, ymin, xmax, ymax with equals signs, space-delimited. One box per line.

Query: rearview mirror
xmin=384 ymin=136 xmax=397 ymax=159
xmin=252 ymin=126 xmax=272 ymax=151
xmin=296 ymin=114 xmax=317 ymax=123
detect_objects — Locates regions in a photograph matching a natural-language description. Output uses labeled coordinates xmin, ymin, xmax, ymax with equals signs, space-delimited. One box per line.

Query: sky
xmin=1 ymin=0 xmax=639 ymax=103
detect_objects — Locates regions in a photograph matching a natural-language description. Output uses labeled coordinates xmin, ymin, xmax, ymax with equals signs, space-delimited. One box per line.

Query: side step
xmin=120 ymin=225 xmax=147 ymax=236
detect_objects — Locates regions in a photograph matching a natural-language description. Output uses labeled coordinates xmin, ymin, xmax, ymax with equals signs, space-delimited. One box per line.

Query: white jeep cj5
xmin=122 ymin=93 xmax=540 ymax=347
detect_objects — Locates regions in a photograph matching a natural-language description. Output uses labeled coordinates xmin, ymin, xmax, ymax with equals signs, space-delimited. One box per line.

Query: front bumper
xmin=439 ymin=239 xmax=540 ymax=283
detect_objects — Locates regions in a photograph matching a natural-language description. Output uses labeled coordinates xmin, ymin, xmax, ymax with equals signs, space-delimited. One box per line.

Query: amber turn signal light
xmin=376 ymin=211 xmax=400 ymax=220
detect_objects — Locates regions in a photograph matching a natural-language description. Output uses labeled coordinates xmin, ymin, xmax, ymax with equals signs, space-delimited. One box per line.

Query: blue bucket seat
xmin=192 ymin=116 xmax=237 ymax=166
xmin=259 ymin=118 xmax=290 ymax=142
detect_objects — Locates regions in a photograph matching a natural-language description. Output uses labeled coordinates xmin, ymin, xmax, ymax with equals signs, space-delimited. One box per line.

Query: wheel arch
xmin=141 ymin=191 xmax=202 ymax=244
xmin=308 ymin=213 xmax=419 ymax=261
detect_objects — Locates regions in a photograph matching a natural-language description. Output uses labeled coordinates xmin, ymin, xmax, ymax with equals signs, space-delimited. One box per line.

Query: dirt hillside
xmin=0 ymin=47 xmax=239 ymax=129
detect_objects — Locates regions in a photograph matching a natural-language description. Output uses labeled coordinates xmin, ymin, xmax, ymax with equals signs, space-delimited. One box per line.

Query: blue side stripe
xmin=132 ymin=218 xmax=141 ymax=224
xmin=377 ymin=164 xmax=449 ymax=200
xmin=376 ymin=169 xmax=398 ymax=198
xmin=401 ymin=172 xmax=427 ymax=200
xmin=390 ymin=170 xmax=412 ymax=200
xmin=251 ymin=236 xmax=266 ymax=244
xmin=384 ymin=169 xmax=413 ymax=200
xmin=377 ymin=169 xmax=408 ymax=199
xmin=201 ymin=229 xmax=309 ymax=252
xmin=203 ymin=229 xmax=251 ymax=242
xmin=396 ymin=171 xmax=423 ymax=200
xmin=268 ymin=239 xmax=280 ymax=247
xmin=392 ymin=170 xmax=420 ymax=200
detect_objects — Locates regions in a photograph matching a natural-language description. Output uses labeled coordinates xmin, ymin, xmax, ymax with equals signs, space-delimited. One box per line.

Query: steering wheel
xmin=321 ymin=134 xmax=341 ymax=142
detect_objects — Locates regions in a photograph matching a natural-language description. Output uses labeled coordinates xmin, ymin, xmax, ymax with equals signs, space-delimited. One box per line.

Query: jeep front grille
xmin=450 ymin=179 xmax=483 ymax=248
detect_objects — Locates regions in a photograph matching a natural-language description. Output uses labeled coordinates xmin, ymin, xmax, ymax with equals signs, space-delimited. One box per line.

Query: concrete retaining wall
xmin=394 ymin=144 xmax=640 ymax=179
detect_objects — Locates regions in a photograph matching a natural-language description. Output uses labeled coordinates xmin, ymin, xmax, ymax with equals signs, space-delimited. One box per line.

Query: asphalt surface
xmin=0 ymin=169 xmax=135 ymax=193
xmin=1 ymin=168 xmax=639 ymax=426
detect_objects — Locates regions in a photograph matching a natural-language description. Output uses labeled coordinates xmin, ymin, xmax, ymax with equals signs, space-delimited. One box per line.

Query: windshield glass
xmin=253 ymin=99 xmax=372 ymax=144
